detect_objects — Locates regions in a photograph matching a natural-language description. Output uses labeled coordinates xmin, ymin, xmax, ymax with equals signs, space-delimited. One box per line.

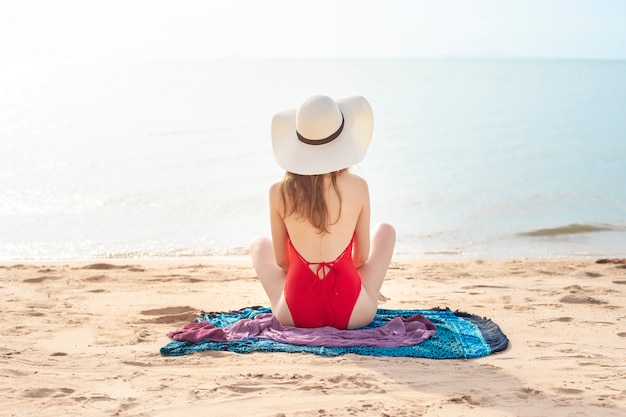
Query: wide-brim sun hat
xmin=271 ymin=95 xmax=373 ymax=175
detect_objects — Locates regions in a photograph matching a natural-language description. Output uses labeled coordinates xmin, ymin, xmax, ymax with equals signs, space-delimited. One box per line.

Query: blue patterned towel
xmin=160 ymin=306 xmax=508 ymax=359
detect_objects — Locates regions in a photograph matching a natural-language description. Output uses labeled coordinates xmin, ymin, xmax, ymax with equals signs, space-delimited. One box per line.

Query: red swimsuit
xmin=284 ymin=237 xmax=362 ymax=330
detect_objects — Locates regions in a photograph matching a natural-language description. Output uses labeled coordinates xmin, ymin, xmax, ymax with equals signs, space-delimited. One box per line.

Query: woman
xmin=250 ymin=95 xmax=395 ymax=330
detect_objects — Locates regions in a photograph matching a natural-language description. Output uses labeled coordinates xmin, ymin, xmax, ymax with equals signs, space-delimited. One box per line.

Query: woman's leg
xmin=249 ymin=237 xmax=294 ymax=325
xmin=348 ymin=222 xmax=396 ymax=328
xmin=359 ymin=222 xmax=396 ymax=296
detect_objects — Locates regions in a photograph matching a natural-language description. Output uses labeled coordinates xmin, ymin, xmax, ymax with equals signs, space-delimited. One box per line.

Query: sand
xmin=1 ymin=258 xmax=625 ymax=416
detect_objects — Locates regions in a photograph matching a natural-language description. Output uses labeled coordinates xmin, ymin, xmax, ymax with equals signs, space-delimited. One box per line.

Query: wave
xmin=518 ymin=223 xmax=615 ymax=237
xmin=94 ymin=247 xmax=251 ymax=259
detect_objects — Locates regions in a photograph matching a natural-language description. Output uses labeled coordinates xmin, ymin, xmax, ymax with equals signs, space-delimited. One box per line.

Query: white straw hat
xmin=271 ymin=95 xmax=373 ymax=175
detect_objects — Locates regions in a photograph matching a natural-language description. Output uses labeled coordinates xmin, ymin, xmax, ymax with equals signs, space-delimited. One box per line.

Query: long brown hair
xmin=280 ymin=169 xmax=347 ymax=234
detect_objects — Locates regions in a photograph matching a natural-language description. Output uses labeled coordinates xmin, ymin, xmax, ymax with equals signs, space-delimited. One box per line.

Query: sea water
xmin=1 ymin=58 xmax=625 ymax=260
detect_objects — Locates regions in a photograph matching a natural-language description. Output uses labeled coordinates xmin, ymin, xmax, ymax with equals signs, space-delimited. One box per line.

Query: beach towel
xmin=160 ymin=306 xmax=508 ymax=359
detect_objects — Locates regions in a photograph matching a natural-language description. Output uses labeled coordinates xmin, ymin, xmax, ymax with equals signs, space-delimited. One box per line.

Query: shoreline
xmin=2 ymin=248 xmax=624 ymax=264
xmin=2 ymin=258 xmax=625 ymax=416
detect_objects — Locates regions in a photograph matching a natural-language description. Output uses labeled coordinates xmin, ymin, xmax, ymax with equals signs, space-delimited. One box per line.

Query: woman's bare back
xmin=281 ymin=171 xmax=370 ymax=264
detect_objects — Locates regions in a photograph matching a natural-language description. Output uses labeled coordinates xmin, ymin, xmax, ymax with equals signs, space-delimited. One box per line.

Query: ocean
xmin=1 ymin=58 xmax=625 ymax=260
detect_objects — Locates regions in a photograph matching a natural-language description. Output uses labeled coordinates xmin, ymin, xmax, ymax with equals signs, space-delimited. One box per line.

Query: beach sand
xmin=1 ymin=258 xmax=625 ymax=416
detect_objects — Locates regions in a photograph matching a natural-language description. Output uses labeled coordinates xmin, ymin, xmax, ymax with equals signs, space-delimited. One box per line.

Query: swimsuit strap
xmin=289 ymin=235 xmax=354 ymax=281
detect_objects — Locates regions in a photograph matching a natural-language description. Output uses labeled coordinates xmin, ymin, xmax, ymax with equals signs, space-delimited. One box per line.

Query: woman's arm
xmin=352 ymin=178 xmax=371 ymax=268
xmin=269 ymin=182 xmax=289 ymax=272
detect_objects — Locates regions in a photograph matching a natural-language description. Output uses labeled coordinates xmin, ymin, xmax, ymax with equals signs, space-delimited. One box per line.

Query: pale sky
xmin=1 ymin=0 xmax=625 ymax=60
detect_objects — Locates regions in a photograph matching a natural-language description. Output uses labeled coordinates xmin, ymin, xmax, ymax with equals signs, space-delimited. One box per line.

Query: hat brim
xmin=271 ymin=96 xmax=373 ymax=175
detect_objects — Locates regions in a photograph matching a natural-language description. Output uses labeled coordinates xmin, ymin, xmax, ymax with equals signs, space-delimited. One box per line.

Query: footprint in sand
xmin=559 ymin=285 xmax=608 ymax=305
xmin=559 ymin=295 xmax=607 ymax=305
xmin=534 ymin=317 xmax=574 ymax=324
xmin=553 ymin=317 xmax=574 ymax=322
xmin=448 ymin=395 xmax=482 ymax=406
xmin=140 ymin=306 xmax=198 ymax=323
xmin=555 ymin=387 xmax=585 ymax=395
xmin=504 ymin=304 xmax=535 ymax=311
xmin=23 ymin=276 xmax=62 ymax=283
xmin=80 ymin=263 xmax=145 ymax=272
xmin=596 ymin=258 xmax=626 ymax=264
xmin=515 ymin=387 xmax=543 ymax=399
xmin=22 ymin=387 xmax=75 ymax=398
xmin=84 ymin=274 xmax=110 ymax=282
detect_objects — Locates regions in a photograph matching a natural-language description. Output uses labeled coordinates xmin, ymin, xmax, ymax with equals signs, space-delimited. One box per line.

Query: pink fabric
xmin=167 ymin=313 xmax=436 ymax=348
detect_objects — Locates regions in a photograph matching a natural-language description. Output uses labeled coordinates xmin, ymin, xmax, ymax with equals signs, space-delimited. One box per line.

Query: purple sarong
xmin=167 ymin=313 xmax=436 ymax=348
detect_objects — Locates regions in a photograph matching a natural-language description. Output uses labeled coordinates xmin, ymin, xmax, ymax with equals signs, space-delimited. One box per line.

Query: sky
xmin=1 ymin=0 xmax=625 ymax=60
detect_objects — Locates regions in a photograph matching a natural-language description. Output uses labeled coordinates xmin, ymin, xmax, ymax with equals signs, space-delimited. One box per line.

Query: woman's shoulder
xmin=339 ymin=171 xmax=369 ymax=191
xmin=268 ymin=180 xmax=283 ymax=204
xmin=269 ymin=180 xmax=282 ymax=193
